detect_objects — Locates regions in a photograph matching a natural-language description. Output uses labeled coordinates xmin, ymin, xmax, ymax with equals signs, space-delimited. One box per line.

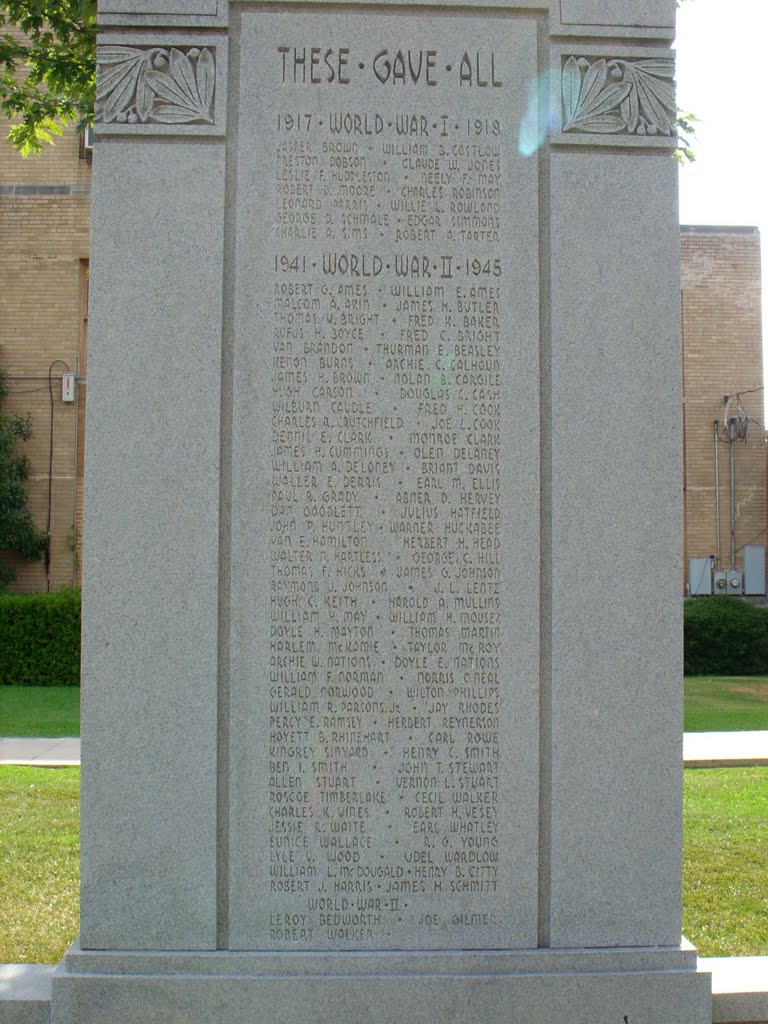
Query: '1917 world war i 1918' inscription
xmin=228 ymin=9 xmax=541 ymax=952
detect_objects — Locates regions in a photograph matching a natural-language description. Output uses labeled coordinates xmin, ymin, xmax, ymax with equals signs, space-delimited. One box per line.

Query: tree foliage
xmin=0 ymin=0 xmax=96 ymax=155
xmin=674 ymin=110 xmax=698 ymax=164
xmin=0 ymin=367 xmax=48 ymax=589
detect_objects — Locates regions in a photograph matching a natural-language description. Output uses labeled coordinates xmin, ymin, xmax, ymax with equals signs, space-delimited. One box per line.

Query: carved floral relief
xmin=562 ymin=57 xmax=675 ymax=136
xmin=96 ymin=45 xmax=215 ymax=126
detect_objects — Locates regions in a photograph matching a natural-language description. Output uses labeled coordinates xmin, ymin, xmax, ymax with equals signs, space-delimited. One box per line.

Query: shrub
xmin=684 ymin=596 xmax=768 ymax=676
xmin=0 ymin=367 xmax=48 ymax=590
xmin=0 ymin=588 xmax=80 ymax=685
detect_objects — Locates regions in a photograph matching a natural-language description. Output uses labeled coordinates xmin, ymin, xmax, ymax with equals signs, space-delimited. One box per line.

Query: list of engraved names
xmin=231 ymin=13 xmax=540 ymax=952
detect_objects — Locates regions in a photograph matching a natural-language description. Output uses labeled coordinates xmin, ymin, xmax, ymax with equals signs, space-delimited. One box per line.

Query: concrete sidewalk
xmin=2 ymin=733 xmax=768 ymax=768
xmin=683 ymin=731 xmax=768 ymax=768
xmin=0 ymin=737 xmax=80 ymax=767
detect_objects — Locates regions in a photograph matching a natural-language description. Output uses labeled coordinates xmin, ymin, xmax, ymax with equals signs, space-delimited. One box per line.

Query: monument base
xmin=52 ymin=941 xmax=711 ymax=1024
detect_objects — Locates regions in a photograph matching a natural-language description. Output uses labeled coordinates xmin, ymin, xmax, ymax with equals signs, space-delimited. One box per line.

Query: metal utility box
xmin=726 ymin=570 xmax=743 ymax=595
xmin=713 ymin=571 xmax=728 ymax=595
xmin=743 ymin=545 xmax=766 ymax=596
xmin=688 ymin=558 xmax=713 ymax=596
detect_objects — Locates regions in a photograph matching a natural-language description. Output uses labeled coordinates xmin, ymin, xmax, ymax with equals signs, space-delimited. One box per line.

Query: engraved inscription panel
xmin=229 ymin=9 xmax=541 ymax=951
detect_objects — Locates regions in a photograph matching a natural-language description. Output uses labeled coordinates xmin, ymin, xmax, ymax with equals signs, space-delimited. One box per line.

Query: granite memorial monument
xmin=51 ymin=1 xmax=712 ymax=1021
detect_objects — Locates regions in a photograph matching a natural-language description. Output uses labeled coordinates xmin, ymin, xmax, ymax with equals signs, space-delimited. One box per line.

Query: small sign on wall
xmin=62 ymin=373 xmax=75 ymax=402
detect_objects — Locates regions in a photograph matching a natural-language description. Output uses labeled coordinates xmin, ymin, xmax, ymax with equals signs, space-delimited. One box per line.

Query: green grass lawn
xmin=0 ymin=765 xmax=765 ymax=963
xmin=683 ymin=766 xmax=768 ymax=956
xmin=0 ymin=677 xmax=762 ymax=739
xmin=0 ymin=766 xmax=80 ymax=963
xmin=0 ymin=687 xmax=80 ymax=737
xmin=684 ymin=676 xmax=768 ymax=732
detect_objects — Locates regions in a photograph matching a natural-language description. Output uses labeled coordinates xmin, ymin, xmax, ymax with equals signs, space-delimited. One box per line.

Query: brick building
xmin=681 ymin=225 xmax=765 ymax=597
xmin=0 ymin=118 xmax=90 ymax=591
xmin=0 ymin=122 xmax=764 ymax=597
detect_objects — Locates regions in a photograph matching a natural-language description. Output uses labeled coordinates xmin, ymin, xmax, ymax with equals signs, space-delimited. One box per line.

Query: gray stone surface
xmin=52 ymin=0 xmax=709 ymax=1021
xmin=56 ymin=939 xmax=700 ymax=975
xmin=0 ymin=966 xmax=52 ymax=1024
xmin=93 ymin=34 xmax=228 ymax=135
xmin=79 ymin=140 xmax=225 ymax=950
xmin=226 ymin=5 xmax=541 ymax=953
xmin=52 ymin=947 xmax=711 ymax=1024
xmin=34 ymin=953 xmax=768 ymax=1024
xmin=53 ymin=971 xmax=711 ymax=1024
xmin=98 ymin=0 xmax=216 ymax=14
xmin=21 ymin=953 xmax=768 ymax=1024
xmin=552 ymin=44 xmax=678 ymax=148
xmin=559 ymin=0 xmax=675 ymax=27
xmin=546 ymin=149 xmax=684 ymax=947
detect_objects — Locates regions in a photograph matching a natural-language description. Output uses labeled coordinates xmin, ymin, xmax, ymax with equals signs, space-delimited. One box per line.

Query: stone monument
xmin=52 ymin=0 xmax=712 ymax=1021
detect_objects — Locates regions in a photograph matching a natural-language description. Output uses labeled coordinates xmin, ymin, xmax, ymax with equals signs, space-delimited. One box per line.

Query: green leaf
xmin=0 ymin=0 xmax=96 ymax=154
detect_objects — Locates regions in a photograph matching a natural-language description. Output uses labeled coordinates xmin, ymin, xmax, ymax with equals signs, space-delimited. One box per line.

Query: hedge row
xmin=0 ymin=589 xmax=80 ymax=686
xmin=0 ymin=588 xmax=764 ymax=684
xmin=684 ymin=596 xmax=768 ymax=676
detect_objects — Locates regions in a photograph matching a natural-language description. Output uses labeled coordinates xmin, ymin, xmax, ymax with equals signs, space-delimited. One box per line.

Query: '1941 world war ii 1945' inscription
xmin=228 ymin=9 xmax=542 ymax=952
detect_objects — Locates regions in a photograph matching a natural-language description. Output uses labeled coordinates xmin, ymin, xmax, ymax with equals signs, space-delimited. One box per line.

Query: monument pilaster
xmin=75 ymin=0 xmax=228 ymax=952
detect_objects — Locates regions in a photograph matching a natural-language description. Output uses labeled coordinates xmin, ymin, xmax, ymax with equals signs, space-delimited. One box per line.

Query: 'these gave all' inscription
xmin=278 ymin=47 xmax=503 ymax=88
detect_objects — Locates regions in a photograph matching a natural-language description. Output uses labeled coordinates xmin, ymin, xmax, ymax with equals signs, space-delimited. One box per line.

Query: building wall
xmin=0 ymin=116 xmax=90 ymax=592
xmin=681 ymin=226 xmax=765 ymax=594
xmin=0 ymin=137 xmax=764 ymax=599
